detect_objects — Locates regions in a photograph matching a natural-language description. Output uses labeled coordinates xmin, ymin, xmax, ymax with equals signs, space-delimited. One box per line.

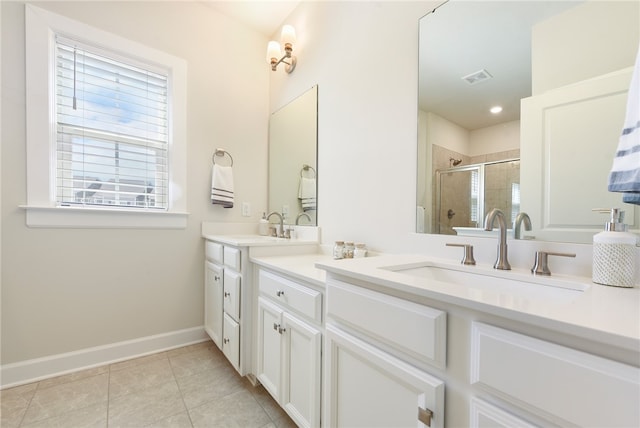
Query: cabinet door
xmin=281 ymin=313 xmax=322 ymax=428
xmin=204 ymin=261 xmax=223 ymax=348
xmin=520 ymin=68 xmax=638 ymax=243
xmin=222 ymin=312 xmax=240 ymax=371
xmin=324 ymin=324 xmax=445 ymax=428
xmin=257 ymin=297 xmax=283 ymax=401
xmin=223 ymin=269 xmax=241 ymax=321
xmin=469 ymin=397 xmax=537 ymax=428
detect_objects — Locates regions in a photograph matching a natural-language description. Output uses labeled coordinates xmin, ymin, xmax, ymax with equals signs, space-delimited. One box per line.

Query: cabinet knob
xmin=276 ymin=290 xmax=285 ymax=297
xmin=214 ymin=275 xmax=220 ymax=281
xmin=223 ymin=337 xmax=229 ymax=344
xmin=278 ymin=326 xmax=286 ymax=334
xmin=418 ymin=406 xmax=433 ymax=426
xmin=273 ymin=322 xmax=280 ymax=331
xmin=224 ymin=291 xmax=231 ymax=297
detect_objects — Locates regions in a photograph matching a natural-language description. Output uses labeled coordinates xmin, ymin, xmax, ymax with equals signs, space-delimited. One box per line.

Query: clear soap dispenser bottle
xmin=592 ymin=208 xmax=638 ymax=287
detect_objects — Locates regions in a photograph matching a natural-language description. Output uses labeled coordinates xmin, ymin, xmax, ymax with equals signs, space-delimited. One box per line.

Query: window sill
xmin=19 ymin=205 xmax=189 ymax=229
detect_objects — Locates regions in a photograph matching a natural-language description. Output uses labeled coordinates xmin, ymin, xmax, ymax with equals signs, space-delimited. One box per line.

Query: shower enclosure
xmin=434 ymin=158 xmax=520 ymax=234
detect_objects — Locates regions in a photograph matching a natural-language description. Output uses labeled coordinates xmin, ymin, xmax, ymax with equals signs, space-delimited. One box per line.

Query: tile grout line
xmin=16 ymin=381 xmax=39 ymax=428
xmin=166 ymin=350 xmax=195 ymax=427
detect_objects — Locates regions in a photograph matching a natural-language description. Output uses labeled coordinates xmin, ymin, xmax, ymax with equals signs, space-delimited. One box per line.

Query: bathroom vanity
xmin=202 ymin=224 xmax=639 ymax=427
xmin=316 ymin=255 xmax=640 ymax=428
xmin=201 ymin=224 xmax=320 ymax=380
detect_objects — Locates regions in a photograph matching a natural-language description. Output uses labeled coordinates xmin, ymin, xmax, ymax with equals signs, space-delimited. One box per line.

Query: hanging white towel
xmin=298 ymin=177 xmax=316 ymax=211
xmin=608 ymin=44 xmax=640 ymax=204
xmin=211 ymin=164 xmax=234 ymax=208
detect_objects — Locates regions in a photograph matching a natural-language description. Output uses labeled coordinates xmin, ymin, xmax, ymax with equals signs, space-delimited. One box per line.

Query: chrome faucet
xmin=484 ymin=208 xmax=511 ymax=270
xmin=266 ymin=211 xmax=284 ymax=238
xmin=514 ymin=212 xmax=532 ymax=240
xmin=295 ymin=212 xmax=312 ymax=225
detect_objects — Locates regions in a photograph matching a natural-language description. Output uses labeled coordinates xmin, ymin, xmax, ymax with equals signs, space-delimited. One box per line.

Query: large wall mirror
xmin=269 ymin=85 xmax=318 ymax=226
xmin=416 ymin=0 xmax=640 ymax=243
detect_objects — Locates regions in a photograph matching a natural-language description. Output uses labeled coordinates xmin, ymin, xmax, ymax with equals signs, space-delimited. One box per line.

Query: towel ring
xmin=212 ymin=149 xmax=233 ymax=167
xmin=300 ymin=164 xmax=316 ymax=178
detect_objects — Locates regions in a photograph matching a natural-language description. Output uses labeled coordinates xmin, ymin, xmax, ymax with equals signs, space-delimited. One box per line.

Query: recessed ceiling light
xmin=490 ymin=106 xmax=503 ymax=114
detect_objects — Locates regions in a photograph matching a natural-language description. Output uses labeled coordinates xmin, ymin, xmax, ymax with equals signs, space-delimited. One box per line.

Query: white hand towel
xmin=608 ymin=44 xmax=640 ymax=204
xmin=298 ymin=177 xmax=316 ymax=211
xmin=211 ymin=164 xmax=234 ymax=208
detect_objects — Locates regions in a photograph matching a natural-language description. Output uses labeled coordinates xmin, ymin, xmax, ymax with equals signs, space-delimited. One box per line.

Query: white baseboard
xmin=0 ymin=326 xmax=208 ymax=389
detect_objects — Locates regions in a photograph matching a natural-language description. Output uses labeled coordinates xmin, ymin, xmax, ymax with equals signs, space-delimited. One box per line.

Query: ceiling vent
xmin=461 ymin=69 xmax=493 ymax=85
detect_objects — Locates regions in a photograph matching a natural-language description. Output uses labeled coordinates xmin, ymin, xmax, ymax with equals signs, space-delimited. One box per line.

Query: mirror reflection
xmin=268 ymin=85 xmax=318 ymax=226
xmin=416 ymin=0 xmax=640 ymax=243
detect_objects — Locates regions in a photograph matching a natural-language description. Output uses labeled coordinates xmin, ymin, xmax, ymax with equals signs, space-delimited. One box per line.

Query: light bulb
xmin=280 ymin=25 xmax=296 ymax=49
xmin=266 ymin=41 xmax=281 ymax=64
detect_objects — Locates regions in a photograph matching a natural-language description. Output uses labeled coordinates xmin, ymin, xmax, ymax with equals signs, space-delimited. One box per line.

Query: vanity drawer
xmin=224 ymin=246 xmax=241 ymax=271
xmin=205 ymin=241 xmax=223 ymax=264
xmin=259 ymin=270 xmax=322 ymax=323
xmin=326 ymin=277 xmax=447 ymax=369
xmin=470 ymin=322 xmax=640 ymax=427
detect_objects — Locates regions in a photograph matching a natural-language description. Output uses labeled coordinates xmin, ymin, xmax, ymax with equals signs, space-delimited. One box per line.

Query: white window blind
xmin=55 ymin=36 xmax=169 ymax=210
xmin=470 ymin=169 xmax=479 ymax=223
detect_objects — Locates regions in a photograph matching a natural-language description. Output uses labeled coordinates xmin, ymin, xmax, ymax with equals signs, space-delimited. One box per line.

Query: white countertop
xmin=315 ymin=254 xmax=640 ymax=352
xmin=251 ymin=253 xmax=332 ymax=288
xmin=202 ymin=233 xmax=319 ymax=247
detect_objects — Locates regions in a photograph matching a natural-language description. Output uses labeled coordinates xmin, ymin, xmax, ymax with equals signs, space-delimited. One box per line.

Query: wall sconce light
xmin=267 ymin=25 xmax=297 ymax=73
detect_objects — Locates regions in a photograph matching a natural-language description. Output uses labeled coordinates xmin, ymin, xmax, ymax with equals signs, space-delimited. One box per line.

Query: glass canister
xmin=333 ymin=241 xmax=345 ymax=259
xmin=344 ymin=242 xmax=355 ymax=259
xmin=354 ymin=243 xmax=368 ymax=258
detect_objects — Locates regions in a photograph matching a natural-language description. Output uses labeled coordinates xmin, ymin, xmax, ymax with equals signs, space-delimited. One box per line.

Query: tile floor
xmin=1 ymin=340 xmax=297 ymax=428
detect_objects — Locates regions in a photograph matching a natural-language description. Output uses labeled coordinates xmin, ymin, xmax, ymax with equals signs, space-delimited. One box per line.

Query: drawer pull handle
xmin=276 ymin=290 xmax=285 ymax=297
xmin=418 ymin=406 xmax=433 ymax=426
xmin=224 ymin=292 xmax=231 ymax=297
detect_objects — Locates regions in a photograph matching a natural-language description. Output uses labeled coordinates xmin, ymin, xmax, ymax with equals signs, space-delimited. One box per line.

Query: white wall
xmin=532 ymin=0 xmax=639 ymax=94
xmin=270 ymin=1 xmax=441 ymax=252
xmin=1 ymin=1 xmax=270 ymax=366
xmin=469 ymin=120 xmax=520 ymax=157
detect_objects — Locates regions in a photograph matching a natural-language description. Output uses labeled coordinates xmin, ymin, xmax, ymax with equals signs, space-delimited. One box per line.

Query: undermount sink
xmin=380 ymin=260 xmax=590 ymax=293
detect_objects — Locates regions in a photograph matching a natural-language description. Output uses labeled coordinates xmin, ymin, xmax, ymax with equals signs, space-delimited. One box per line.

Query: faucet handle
xmin=531 ymin=251 xmax=576 ymax=276
xmin=446 ymin=243 xmax=476 ymax=265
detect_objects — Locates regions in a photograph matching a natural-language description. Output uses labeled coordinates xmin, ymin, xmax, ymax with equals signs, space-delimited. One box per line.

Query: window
xmin=470 ymin=169 xmax=479 ymax=224
xmin=25 ymin=5 xmax=187 ymax=228
xmin=56 ymin=37 xmax=169 ymax=210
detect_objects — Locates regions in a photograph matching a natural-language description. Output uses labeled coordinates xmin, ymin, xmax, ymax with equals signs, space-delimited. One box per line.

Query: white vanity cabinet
xmin=256 ymin=269 xmax=323 ymax=428
xmin=324 ymin=276 xmax=446 ymax=428
xmin=469 ymin=322 xmax=640 ymax=427
xmin=204 ymin=240 xmax=251 ymax=375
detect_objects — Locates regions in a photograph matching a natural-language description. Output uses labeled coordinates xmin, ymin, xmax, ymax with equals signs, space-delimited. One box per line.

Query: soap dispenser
xmin=592 ymin=208 xmax=638 ymax=287
xmin=259 ymin=212 xmax=269 ymax=236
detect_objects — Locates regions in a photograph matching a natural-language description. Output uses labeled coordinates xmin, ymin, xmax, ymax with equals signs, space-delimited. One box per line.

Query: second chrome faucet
xmin=484 ymin=208 xmax=511 ymax=270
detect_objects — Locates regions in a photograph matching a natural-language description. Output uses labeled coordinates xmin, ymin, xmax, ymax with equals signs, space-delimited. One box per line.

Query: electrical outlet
xmin=242 ymin=202 xmax=251 ymax=217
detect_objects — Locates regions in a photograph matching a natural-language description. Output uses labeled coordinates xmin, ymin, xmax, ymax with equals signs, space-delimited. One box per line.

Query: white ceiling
xmin=419 ymin=1 xmax=583 ymax=131
xmin=204 ymin=1 xmax=300 ymax=37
